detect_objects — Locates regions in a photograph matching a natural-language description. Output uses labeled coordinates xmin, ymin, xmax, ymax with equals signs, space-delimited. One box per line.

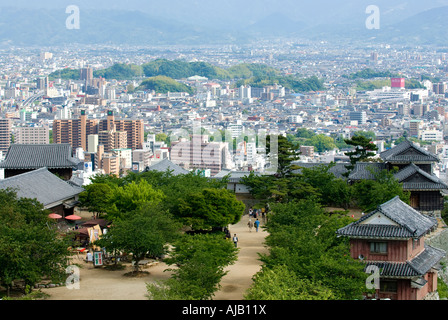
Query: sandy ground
xmin=40 ymin=214 xmax=268 ymax=300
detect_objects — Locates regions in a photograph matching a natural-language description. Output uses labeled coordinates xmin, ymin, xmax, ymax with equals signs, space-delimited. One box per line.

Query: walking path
xmin=40 ymin=213 xmax=268 ymax=300
xmin=213 ymin=214 xmax=268 ymax=300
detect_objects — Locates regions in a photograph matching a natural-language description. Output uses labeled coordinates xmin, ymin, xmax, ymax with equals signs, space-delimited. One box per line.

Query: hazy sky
xmin=3 ymin=0 xmax=448 ymax=27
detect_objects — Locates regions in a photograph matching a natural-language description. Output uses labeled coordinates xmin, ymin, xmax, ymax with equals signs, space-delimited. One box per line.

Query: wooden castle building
xmin=348 ymin=139 xmax=448 ymax=213
xmin=337 ymin=196 xmax=445 ymax=300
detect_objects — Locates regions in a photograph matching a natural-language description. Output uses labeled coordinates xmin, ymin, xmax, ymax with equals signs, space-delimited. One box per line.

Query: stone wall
xmin=425 ymin=227 xmax=448 ymax=288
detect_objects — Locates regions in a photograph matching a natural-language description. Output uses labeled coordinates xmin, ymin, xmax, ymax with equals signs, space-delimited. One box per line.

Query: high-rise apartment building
xmin=80 ymin=66 xmax=93 ymax=83
xmin=98 ymin=128 xmax=128 ymax=152
xmin=87 ymin=134 xmax=99 ymax=153
xmin=349 ymin=111 xmax=367 ymax=125
xmin=97 ymin=110 xmax=144 ymax=151
xmin=53 ymin=110 xmax=143 ymax=152
xmin=36 ymin=77 xmax=49 ymax=91
xmin=15 ymin=127 xmax=49 ymax=144
xmin=409 ymin=120 xmax=421 ymax=137
xmin=0 ymin=119 xmax=12 ymax=154
xmin=52 ymin=110 xmax=99 ymax=151
xmin=170 ymin=135 xmax=230 ymax=175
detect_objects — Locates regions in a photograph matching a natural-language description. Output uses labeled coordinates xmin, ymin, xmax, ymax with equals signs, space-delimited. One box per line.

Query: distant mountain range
xmin=1 ymin=4 xmax=448 ymax=47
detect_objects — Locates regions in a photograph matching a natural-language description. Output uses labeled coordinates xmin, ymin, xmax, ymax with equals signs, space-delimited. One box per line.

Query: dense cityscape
xmin=2 ymin=42 xmax=448 ymax=180
xmin=3 ymin=1 xmax=448 ymax=311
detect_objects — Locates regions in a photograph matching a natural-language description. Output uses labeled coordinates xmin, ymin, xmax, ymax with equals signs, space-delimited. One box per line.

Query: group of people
xmin=248 ymin=207 xmax=265 ymax=219
xmin=232 ymin=206 xmax=266 ymax=247
xmin=246 ymin=218 xmax=260 ymax=233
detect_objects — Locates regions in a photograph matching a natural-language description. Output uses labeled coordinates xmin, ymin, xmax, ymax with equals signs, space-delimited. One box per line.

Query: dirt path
xmin=41 ymin=214 xmax=268 ymax=300
xmin=213 ymin=214 xmax=268 ymax=300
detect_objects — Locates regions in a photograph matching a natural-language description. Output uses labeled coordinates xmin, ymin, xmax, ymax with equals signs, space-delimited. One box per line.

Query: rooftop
xmin=380 ymin=139 xmax=439 ymax=163
xmin=336 ymin=196 xmax=438 ymax=240
xmin=0 ymin=167 xmax=84 ymax=208
xmin=0 ymin=144 xmax=81 ymax=169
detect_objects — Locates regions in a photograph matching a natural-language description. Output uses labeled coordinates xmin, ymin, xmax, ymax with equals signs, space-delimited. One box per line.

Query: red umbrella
xmin=48 ymin=213 xmax=62 ymax=219
xmin=65 ymin=215 xmax=82 ymax=221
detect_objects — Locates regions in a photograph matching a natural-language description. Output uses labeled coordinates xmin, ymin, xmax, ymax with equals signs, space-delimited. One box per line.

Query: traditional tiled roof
xmin=0 ymin=167 xmax=84 ymax=208
xmin=212 ymin=170 xmax=263 ymax=182
xmin=380 ymin=139 xmax=439 ymax=163
xmin=145 ymin=158 xmax=190 ymax=175
xmin=348 ymin=162 xmax=387 ymax=180
xmin=393 ymin=163 xmax=448 ymax=191
xmin=292 ymin=162 xmax=349 ymax=179
xmin=0 ymin=144 xmax=81 ymax=169
xmin=336 ymin=196 xmax=438 ymax=239
xmin=365 ymin=245 xmax=445 ymax=278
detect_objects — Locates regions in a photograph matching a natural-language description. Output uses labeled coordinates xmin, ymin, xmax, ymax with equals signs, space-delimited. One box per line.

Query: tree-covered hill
xmin=48 ymin=60 xmax=325 ymax=93
xmin=136 ymin=76 xmax=195 ymax=94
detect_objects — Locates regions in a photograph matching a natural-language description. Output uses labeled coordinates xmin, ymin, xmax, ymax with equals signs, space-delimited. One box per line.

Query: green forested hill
xmin=136 ymin=76 xmax=195 ymax=94
xmin=48 ymin=60 xmax=325 ymax=93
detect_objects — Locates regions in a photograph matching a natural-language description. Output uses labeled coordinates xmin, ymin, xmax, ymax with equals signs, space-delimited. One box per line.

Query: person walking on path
xmin=233 ymin=234 xmax=238 ymax=247
xmin=254 ymin=219 xmax=260 ymax=232
xmin=247 ymin=219 xmax=254 ymax=232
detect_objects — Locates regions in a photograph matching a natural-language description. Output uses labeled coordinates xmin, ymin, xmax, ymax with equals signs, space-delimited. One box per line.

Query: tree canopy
xmin=97 ymin=206 xmax=180 ymax=272
xmin=0 ymin=189 xmax=72 ymax=296
xmin=177 ymin=188 xmax=245 ymax=231
xmin=146 ymin=233 xmax=238 ymax=300
xmin=254 ymin=199 xmax=370 ymax=300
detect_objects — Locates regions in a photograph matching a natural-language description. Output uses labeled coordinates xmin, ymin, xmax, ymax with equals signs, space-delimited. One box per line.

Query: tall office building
xmin=80 ymin=67 xmax=93 ymax=81
xmin=80 ymin=66 xmax=94 ymax=88
xmin=36 ymin=77 xmax=49 ymax=91
xmin=0 ymin=119 xmax=12 ymax=154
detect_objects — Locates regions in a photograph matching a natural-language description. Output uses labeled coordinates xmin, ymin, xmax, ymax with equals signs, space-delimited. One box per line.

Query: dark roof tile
xmin=0 ymin=167 xmax=84 ymax=207
xmin=0 ymin=144 xmax=81 ymax=169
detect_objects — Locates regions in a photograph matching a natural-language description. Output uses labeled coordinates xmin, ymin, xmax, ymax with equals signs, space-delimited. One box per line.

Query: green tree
xmin=94 ymin=63 xmax=143 ymax=80
xmin=0 ymin=189 xmax=71 ymax=296
xmin=299 ymin=163 xmax=352 ymax=209
xmin=242 ymin=136 xmax=319 ymax=205
xmin=108 ymin=179 xmax=165 ymax=220
xmin=294 ymin=128 xmax=316 ymax=139
xmin=177 ymin=188 xmax=244 ymax=231
xmin=241 ymin=172 xmax=319 ymax=205
xmin=352 ymin=169 xmax=410 ymax=212
xmin=79 ymin=183 xmax=115 ymax=218
xmin=343 ymin=135 xmax=379 ymax=177
xmin=259 ymin=199 xmax=369 ymax=300
xmin=352 ymin=130 xmax=376 ymax=141
xmin=146 ymin=233 xmax=238 ymax=300
xmin=98 ymin=206 xmax=180 ymax=273
xmin=155 ymin=133 xmax=168 ymax=143
xmin=126 ymin=170 xmax=228 ymax=220
xmin=267 ymin=134 xmax=301 ymax=178
xmin=306 ymin=134 xmax=337 ymax=153
xmin=245 ymin=265 xmax=335 ymax=300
